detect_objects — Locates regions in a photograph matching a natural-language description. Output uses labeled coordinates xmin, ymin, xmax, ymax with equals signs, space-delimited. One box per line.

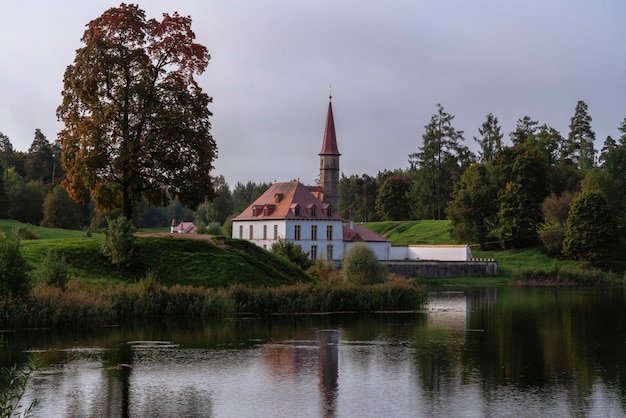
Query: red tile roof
xmin=233 ymin=181 xmax=343 ymax=221
xmin=342 ymin=224 xmax=389 ymax=242
xmin=319 ymin=100 xmax=340 ymax=155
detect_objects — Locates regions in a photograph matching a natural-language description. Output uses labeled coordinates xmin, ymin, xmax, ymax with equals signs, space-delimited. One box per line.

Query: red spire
xmin=320 ymin=97 xmax=340 ymax=155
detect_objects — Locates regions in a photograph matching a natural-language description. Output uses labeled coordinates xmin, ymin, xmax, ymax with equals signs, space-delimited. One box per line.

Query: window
xmin=310 ymin=245 xmax=317 ymax=260
xmin=311 ymin=225 xmax=317 ymax=240
xmin=273 ymin=225 xmax=278 ymax=239
xmin=326 ymin=207 xmax=332 ymax=217
xmin=295 ymin=206 xmax=301 ymax=216
xmin=263 ymin=207 xmax=268 ymax=216
xmin=311 ymin=206 xmax=316 ymax=217
xmin=239 ymin=225 xmax=243 ymax=239
xmin=249 ymin=225 xmax=253 ymax=239
xmin=327 ymin=245 xmax=333 ymax=260
xmin=326 ymin=225 xmax=333 ymax=240
xmin=263 ymin=225 xmax=267 ymax=240
xmin=294 ymin=225 xmax=301 ymax=240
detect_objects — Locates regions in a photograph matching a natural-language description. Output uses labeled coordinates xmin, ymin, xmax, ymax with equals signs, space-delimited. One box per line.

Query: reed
xmin=0 ymin=279 xmax=427 ymax=328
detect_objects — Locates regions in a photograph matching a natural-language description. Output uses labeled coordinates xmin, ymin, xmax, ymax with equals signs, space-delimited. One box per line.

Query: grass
xmin=366 ymin=220 xmax=454 ymax=245
xmin=363 ymin=220 xmax=622 ymax=282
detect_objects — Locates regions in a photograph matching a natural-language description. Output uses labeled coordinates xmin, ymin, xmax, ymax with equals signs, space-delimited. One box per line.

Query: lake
xmin=2 ymin=285 xmax=626 ymax=417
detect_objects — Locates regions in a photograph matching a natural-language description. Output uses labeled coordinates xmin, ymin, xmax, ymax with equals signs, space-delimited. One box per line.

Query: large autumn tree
xmin=57 ymin=4 xmax=217 ymax=221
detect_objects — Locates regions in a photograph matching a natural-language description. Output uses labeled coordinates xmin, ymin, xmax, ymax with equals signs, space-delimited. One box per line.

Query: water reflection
xmin=2 ymin=287 xmax=626 ymax=417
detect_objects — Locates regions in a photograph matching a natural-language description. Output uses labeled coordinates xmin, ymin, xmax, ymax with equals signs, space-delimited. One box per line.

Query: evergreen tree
xmin=0 ymin=163 xmax=6 ymax=218
xmin=408 ymin=104 xmax=473 ymax=220
xmin=566 ymin=100 xmax=596 ymax=169
xmin=563 ymin=191 xmax=618 ymax=266
xmin=534 ymin=124 xmax=563 ymax=166
xmin=474 ymin=113 xmax=503 ymax=162
xmin=509 ymin=116 xmax=538 ymax=145
xmin=25 ymin=129 xmax=54 ymax=183
xmin=447 ymin=163 xmax=498 ymax=250
xmin=599 ymin=136 xmax=617 ymax=166
xmin=618 ymin=117 xmax=626 ymax=146
xmin=339 ymin=173 xmax=379 ymax=222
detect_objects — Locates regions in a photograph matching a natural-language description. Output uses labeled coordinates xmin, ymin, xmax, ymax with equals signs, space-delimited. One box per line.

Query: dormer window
xmin=274 ymin=193 xmax=284 ymax=203
xmin=263 ymin=207 xmax=268 ymax=216
xmin=252 ymin=207 xmax=257 ymax=216
xmin=310 ymin=206 xmax=316 ymax=217
xmin=326 ymin=207 xmax=332 ymax=217
xmin=295 ymin=206 xmax=301 ymax=216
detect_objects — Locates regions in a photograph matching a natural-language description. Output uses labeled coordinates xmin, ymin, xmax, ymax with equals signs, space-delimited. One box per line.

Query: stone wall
xmin=383 ymin=259 xmax=499 ymax=278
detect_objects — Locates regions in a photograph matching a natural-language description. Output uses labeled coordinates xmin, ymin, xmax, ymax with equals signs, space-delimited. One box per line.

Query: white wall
xmin=389 ymin=245 xmax=472 ymax=261
xmin=344 ymin=241 xmax=391 ymax=261
xmin=232 ymin=219 xmax=345 ymax=260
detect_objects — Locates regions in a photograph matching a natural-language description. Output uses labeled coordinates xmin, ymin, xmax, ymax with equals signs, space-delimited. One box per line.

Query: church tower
xmin=319 ymin=93 xmax=341 ymax=211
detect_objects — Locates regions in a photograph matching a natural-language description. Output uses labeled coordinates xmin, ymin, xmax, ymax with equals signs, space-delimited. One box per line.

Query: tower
xmin=319 ymin=93 xmax=340 ymax=211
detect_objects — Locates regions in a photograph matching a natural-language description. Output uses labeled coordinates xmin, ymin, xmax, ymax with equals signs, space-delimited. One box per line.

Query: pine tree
xmin=509 ymin=116 xmax=538 ymax=145
xmin=566 ymin=100 xmax=596 ymax=169
xmin=599 ymin=136 xmax=617 ymax=166
xmin=408 ymin=104 xmax=473 ymax=220
xmin=474 ymin=113 xmax=503 ymax=163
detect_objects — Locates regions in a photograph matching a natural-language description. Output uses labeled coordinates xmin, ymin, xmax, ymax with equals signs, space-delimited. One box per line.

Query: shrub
xmin=195 ymin=221 xmax=208 ymax=234
xmin=0 ymin=360 xmax=39 ymax=417
xmin=271 ymin=237 xmax=312 ymax=270
xmin=12 ymin=224 xmax=38 ymax=240
xmin=207 ymin=222 xmax=223 ymax=236
xmin=40 ymin=250 xmax=70 ymax=290
xmin=100 ymin=216 xmax=135 ymax=267
xmin=0 ymin=233 xmax=31 ymax=298
xmin=342 ymin=243 xmax=387 ymax=285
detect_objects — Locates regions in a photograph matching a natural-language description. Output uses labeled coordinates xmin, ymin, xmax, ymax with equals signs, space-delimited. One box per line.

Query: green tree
xmin=196 ymin=175 xmax=232 ymax=225
xmin=565 ymin=100 xmax=596 ymax=169
xmin=25 ymin=129 xmax=54 ymax=184
xmin=100 ymin=216 xmax=135 ymax=268
xmin=0 ymin=163 xmax=6 ymax=219
xmin=231 ymin=181 xmax=271 ymax=214
xmin=408 ymin=104 xmax=473 ymax=220
xmin=57 ymin=4 xmax=217 ymax=221
xmin=617 ymin=117 xmax=626 ymax=146
xmin=474 ymin=113 xmax=503 ymax=162
xmin=375 ymin=173 xmax=412 ymax=221
xmin=447 ymin=163 xmax=497 ymax=250
xmin=342 ymin=243 xmax=387 ymax=285
xmin=41 ymin=185 xmax=84 ymax=230
xmin=509 ymin=116 xmax=538 ymax=145
xmin=599 ymin=136 xmax=617 ymax=166
xmin=563 ymin=191 xmax=618 ymax=265
xmin=271 ymin=237 xmax=312 ymax=270
xmin=491 ymin=143 xmax=547 ymax=248
xmin=538 ymin=191 xmax=576 ymax=255
xmin=534 ymin=124 xmax=563 ymax=167
xmin=4 ymin=176 xmax=47 ymax=225
xmin=339 ymin=173 xmax=379 ymax=222
xmin=0 ymin=233 xmax=30 ymax=298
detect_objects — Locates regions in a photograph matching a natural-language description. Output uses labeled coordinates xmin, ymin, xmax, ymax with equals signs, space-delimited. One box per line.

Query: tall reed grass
xmin=0 ymin=278 xmax=427 ymax=328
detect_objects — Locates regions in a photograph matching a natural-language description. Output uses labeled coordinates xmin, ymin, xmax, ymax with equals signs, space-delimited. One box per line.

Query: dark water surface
xmin=2 ymin=286 xmax=626 ymax=417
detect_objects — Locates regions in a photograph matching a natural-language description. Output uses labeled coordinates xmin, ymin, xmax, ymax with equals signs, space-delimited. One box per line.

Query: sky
xmin=1 ymin=1 xmax=626 ymax=187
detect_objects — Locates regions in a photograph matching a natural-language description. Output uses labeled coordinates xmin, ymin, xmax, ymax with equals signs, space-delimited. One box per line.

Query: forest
xmin=1 ymin=99 xmax=625 ymax=270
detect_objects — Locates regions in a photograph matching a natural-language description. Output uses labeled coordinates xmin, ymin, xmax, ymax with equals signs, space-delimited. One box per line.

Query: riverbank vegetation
xmin=0 ymin=220 xmax=427 ymax=328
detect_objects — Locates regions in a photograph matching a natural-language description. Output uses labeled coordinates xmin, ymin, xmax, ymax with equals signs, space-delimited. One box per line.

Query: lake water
xmin=2 ymin=285 xmax=626 ymax=417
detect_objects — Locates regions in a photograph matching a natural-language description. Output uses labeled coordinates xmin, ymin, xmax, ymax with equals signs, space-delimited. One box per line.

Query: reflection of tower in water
xmin=318 ymin=329 xmax=340 ymax=418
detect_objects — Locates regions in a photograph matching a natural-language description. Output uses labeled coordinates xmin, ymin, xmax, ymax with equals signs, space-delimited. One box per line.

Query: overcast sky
xmin=2 ymin=1 xmax=625 ymax=187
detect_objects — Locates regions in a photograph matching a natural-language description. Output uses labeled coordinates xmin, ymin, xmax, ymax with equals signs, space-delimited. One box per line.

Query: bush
xmin=195 ymin=221 xmax=208 ymax=234
xmin=100 ymin=216 xmax=135 ymax=267
xmin=0 ymin=360 xmax=39 ymax=417
xmin=207 ymin=222 xmax=223 ymax=235
xmin=271 ymin=237 xmax=312 ymax=270
xmin=342 ymin=243 xmax=387 ymax=285
xmin=0 ymin=233 xmax=31 ymax=298
xmin=40 ymin=250 xmax=70 ymax=290
xmin=12 ymin=224 xmax=38 ymax=240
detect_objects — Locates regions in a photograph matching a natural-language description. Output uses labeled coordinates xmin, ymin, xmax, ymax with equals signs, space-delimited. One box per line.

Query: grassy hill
xmin=363 ymin=220 xmax=589 ymax=276
xmin=2 ymin=220 xmax=313 ymax=287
